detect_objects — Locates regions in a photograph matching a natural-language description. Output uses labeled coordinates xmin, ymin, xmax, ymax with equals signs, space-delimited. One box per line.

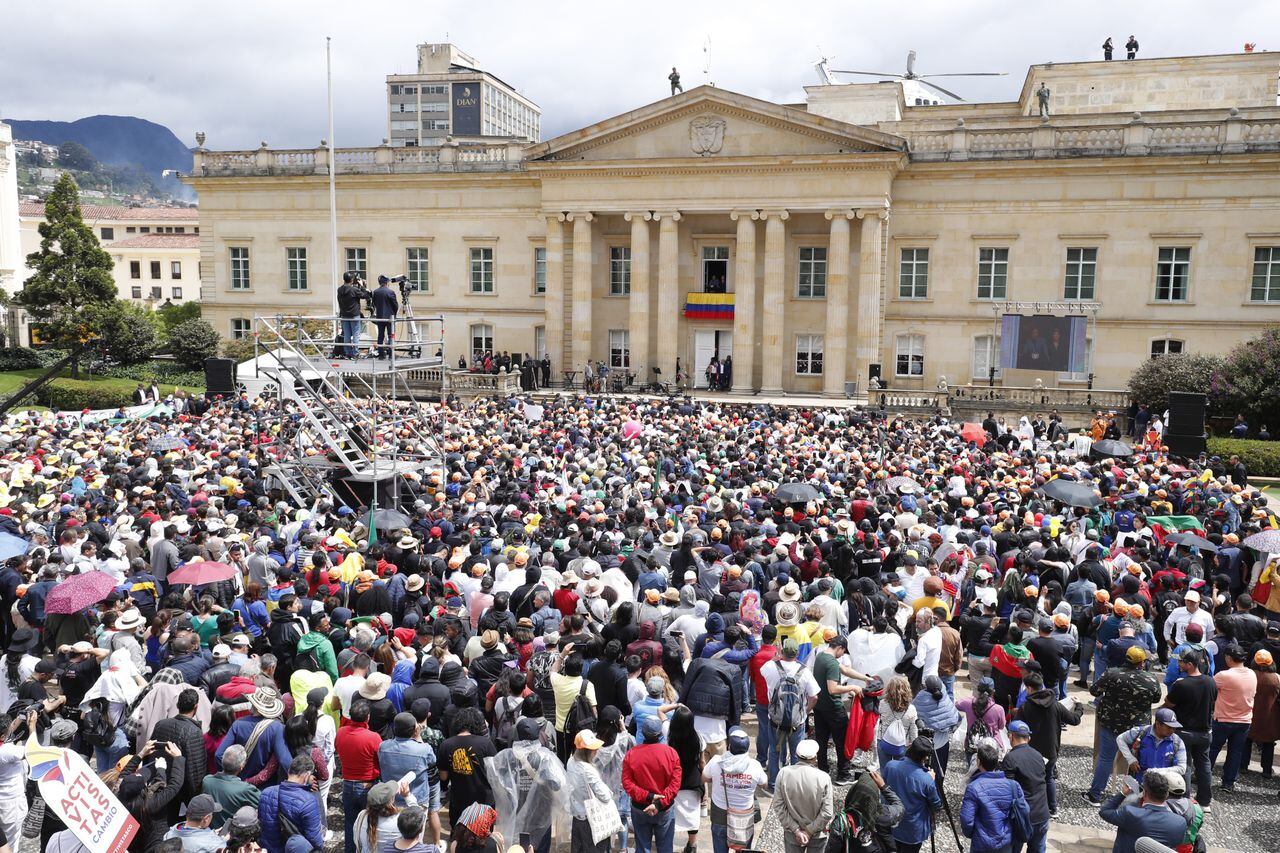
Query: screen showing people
xmin=1000 ymin=314 xmax=1087 ymax=373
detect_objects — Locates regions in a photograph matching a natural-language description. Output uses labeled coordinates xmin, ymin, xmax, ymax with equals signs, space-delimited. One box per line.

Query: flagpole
xmin=327 ymin=37 xmax=339 ymax=318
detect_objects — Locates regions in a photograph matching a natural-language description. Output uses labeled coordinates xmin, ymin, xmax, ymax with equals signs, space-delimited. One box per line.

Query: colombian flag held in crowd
xmin=684 ymin=292 xmax=734 ymax=320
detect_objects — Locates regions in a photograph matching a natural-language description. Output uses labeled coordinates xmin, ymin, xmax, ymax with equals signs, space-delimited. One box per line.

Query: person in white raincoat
xmin=485 ymin=718 xmax=568 ymax=853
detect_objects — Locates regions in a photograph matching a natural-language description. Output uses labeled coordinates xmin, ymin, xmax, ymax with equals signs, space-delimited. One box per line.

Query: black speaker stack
xmin=1165 ymin=391 xmax=1207 ymax=458
xmin=203 ymin=357 xmax=237 ymax=397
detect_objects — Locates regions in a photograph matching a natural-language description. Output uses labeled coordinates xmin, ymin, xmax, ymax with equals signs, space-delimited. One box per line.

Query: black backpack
xmin=564 ymin=678 xmax=596 ymax=734
xmin=293 ymin=644 xmax=322 ymax=675
xmin=81 ymin=699 xmax=114 ymax=749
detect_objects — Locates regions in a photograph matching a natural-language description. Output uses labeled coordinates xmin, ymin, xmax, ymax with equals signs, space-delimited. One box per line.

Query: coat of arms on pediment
xmin=689 ymin=117 xmax=726 ymax=156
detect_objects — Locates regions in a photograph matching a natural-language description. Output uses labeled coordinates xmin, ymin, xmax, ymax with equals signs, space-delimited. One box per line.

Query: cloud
xmin=0 ymin=0 xmax=1269 ymax=152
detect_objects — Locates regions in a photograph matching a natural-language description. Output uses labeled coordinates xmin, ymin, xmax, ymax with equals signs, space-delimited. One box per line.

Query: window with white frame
xmin=701 ymin=246 xmax=729 ymax=292
xmin=406 ymin=247 xmax=429 ymax=291
xmin=286 ymin=247 xmax=308 ymax=290
xmin=1150 ymin=338 xmax=1184 ymax=358
xmin=533 ymin=247 xmax=547 ymax=294
xmin=977 ymin=248 xmax=1008 ymax=300
xmin=797 ymin=247 xmax=827 ymax=298
xmin=130 ymin=261 xmax=141 ymax=280
xmin=345 ymin=247 xmax=367 ymax=279
xmin=230 ymin=247 xmax=250 ymax=290
xmin=1155 ymin=247 xmax=1190 ymax=301
xmin=1251 ymin=247 xmax=1280 ymax=302
xmin=972 ymin=335 xmax=1002 ymax=380
xmin=1064 ymin=247 xmax=1097 ymax=300
xmin=172 ymin=287 xmax=182 ymax=300
xmin=170 ymin=261 xmax=182 ymax=279
xmin=795 ymin=334 xmax=824 ymax=375
xmin=609 ymin=329 xmax=630 ymax=368
xmin=131 ymin=286 xmax=142 ymax=299
xmin=470 ymin=323 xmax=493 ymax=356
xmin=895 ymin=334 xmax=925 ymax=377
xmin=899 ymin=248 xmax=929 ymax=299
xmin=470 ymin=247 xmax=494 ymax=293
xmin=609 ymin=247 xmax=631 ymax=296
xmin=230 ymin=318 xmax=251 ymax=340
xmin=535 ymin=326 xmax=546 ymax=359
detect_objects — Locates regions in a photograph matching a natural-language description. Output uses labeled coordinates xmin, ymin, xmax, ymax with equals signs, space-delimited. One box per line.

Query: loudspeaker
xmin=868 ymin=363 xmax=882 ymax=382
xmin=1165 ymin=432 xmax=1207 ymax=458
xmin=1167 ymin=391 xmax=1207 ymax=436
xmin=203 ymin=358 xmax=236 ymax=396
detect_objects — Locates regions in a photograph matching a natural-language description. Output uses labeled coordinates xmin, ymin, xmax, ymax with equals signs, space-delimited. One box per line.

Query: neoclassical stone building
xmin=186 ymin=52 xmax=1280 ymax=394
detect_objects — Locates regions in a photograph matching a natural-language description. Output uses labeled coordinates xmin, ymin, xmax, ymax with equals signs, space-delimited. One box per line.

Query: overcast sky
xmin=1 ymin=0 xmax=1273 ymax=151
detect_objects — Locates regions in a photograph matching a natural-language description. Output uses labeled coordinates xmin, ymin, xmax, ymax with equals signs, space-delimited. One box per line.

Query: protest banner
xmin=27 ymin=736 xmax=139 ymax=853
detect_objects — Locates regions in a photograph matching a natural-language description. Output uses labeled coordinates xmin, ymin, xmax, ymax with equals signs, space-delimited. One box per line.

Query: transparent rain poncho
xmin=484 ymin=740 xmax=569 ymax=844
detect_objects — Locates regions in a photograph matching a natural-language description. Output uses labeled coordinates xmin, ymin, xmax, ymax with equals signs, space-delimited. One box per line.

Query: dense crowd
xmin=0 ymin=393 xmax=1275 ymax=853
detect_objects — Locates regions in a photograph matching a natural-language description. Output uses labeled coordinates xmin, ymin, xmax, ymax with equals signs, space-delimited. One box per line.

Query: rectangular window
xmin=977 ymin=248 xmax=1008 ymax=300
xmin=100 ymin=227 xmax=114 ymax=241
xmin=150 ymin=286 xmax=162 ymax=300
xmin=899 ymin=248 xmax=929 ymax=299
xmin=609 ymin=329 xmax=631 ymax=368
xmin=172 ymin=287 xmax=183 ymax=300
xmin=170 ymin=261 xmax=182 ymax=279
xmin=1150 ymin=339 xmax=1185 ymax=358
xmin=533 ymin=247 xmax=547 ymax=294
xmin=895 ymin=335 xmax=925 ymax=377
xmin=286 ymin=247 xmax=308 ymax=291
xmin=535 ymin=326 xmax=547 ymax=359
xmin=795 ymin=334 xmax=824 ymax=375
xmin=130 ymin=261 xmax=141 ymax=280
xmin=1064 ymin=247 xmax=1097 ymax=300
xmin=972 ymin=335 xmax=1003 ymax=380
xmin=470 ymin=323 xmax=493 ymax=356
xmin=470 ymin=247 xmax=494 ymax=293
xmin=126 ymin=226 xmax=136 ymax=234
xmin=797 ymin=247 xmax=828 ymax=299
xmin=1155 ymin=247 xmax=1191 ymax=301
xmin=230 ymin=318 xmax=251 ymax=340
xmin=345 ymin=247 xmax=367 ymax=279
xmin=1251 ymin=247 xmax=1280 ymax=302
xmin=230 ymin=247 xmax=250 ymax=290
xmin=405 ymin=247 xmax=429 ymax=292
xmin=701 ymin=246 xmax=729 ymax=293
xmin=139 ymin=227 xmax=150 ymax=234
xmin=131 ymin=286 xmax=142 ymax=299
xmin=609 ymin=247 xmax=631 ymax=296
xmin=149 ymin=261 xmax=161 ymax=279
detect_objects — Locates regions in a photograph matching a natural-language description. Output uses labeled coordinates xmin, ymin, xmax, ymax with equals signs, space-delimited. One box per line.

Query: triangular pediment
xmin=526 ymin=86 xmax=905 ymax=163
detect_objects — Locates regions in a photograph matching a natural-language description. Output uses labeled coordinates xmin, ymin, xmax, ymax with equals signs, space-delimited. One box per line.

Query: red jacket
xmin=622 ymin=742 xmax=682 ymax=809
xmin=216 ymin=675 xmax=257 ymax=718
xmin=335 ymin=721 xmax=382 ymax=782
xmin=748 ymin=645 xmax=779 ymax=705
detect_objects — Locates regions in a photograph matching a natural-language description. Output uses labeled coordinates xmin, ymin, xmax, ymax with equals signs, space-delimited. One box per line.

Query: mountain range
xmin=5 ymin=115 xmax=193 ymax=200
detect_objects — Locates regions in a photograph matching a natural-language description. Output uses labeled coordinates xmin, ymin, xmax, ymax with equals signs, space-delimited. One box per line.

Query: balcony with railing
xmin=191 ymin=139 xmax=526 ymax=177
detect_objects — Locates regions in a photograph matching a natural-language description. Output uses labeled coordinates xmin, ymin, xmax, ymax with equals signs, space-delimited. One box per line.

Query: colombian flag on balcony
xmin=684 ymin=292 xmax=734 ymax=320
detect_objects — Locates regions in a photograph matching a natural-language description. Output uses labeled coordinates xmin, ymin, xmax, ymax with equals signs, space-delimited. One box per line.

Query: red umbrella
xmin=45 ymin=570 xmax=120 ymax=615
xmin=168 ymin=561 xmax=237 ymax=586
xmin=960 ymin=423 xmax=987 ymax=444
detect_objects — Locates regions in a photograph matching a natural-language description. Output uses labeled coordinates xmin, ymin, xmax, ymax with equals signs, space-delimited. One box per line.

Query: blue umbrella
xmin=0 ymin=532 xmax=29 ymax=560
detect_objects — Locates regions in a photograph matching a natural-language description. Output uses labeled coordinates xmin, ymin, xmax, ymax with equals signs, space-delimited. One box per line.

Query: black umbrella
xmin=1090 ymin=439 xmax=1133 ymax=459
xmin=1037 ymin=478 xmax=1101 ymax=508
xmin=372 ymin=508 xmax=412 ymax=530
xmin=775 ymin=482 xmax=821 ymax=504
xmin=1166 ymin=531 xmax=1219 ymax=553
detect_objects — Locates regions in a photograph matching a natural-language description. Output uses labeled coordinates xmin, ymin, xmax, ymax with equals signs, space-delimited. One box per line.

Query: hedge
xmin=35 ymin=378 xmax=135 ymax=411
xmin=1206 ymin=437 xmax=1280 ymax=477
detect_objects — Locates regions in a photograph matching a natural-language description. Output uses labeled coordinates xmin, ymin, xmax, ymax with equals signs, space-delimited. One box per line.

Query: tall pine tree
xmin=19 ymin=173 xmax=116 ymax=376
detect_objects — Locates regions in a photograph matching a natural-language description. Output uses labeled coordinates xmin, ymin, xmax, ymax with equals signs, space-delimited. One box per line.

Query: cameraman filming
xmin=371 ymin=275 xmax=399 ymax=359
xmin=336 ymin=272 xmax=370 ymax=358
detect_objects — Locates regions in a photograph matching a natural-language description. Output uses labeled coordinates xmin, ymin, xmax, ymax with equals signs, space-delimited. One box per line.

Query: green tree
xmin=1125 ymin=352 xmax=1224 ymax=412
xmin=94 ymin=301 xmax=163 ymax=364
xmin=56 ymin=141 xmax=96 ymax=171
xmin=157 ymin=300 xmax=201 ymax=335
xmin=168 ymin=318 xmax=221 ymax=368
xmin=1212 ymin=328 xmax=1280 ymax=433
xmin=18 ymin=174 xmax=117 ymax=376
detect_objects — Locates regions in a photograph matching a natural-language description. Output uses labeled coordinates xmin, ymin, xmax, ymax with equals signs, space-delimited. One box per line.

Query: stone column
xmin=730 ymin=210 xmax=758 ymax=393
xmin=568 ymin=212 xmax=594 ymax=370
xmin=758 ymin=209 xmax=789 ymax=395
xmin=823 ymin=209 xmax=854 ymax=397
xmin=625 ymin=211 xmax=652 ymax=380
xmin=543 ymin=215 xmax=565 ymax=380
xmin=854 ymin=207 xmax=887 ymax=390
xmin=655 ymin=212 xmax=682 ymax=381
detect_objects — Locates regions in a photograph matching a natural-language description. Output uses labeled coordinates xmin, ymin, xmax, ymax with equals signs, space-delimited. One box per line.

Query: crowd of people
xmin=0 ymin=392 xmax=1276 ymax=853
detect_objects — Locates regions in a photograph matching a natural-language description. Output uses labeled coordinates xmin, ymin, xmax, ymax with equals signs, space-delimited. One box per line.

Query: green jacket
xmin=201 ymin=772 xmax=260 ymax=830
xmin=297 ymin=631 xmax=339 ymax=681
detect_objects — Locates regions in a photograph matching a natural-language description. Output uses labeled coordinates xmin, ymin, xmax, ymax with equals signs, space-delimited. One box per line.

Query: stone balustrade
xmin=445 ymin=369 xmax=523 ymax=395
xmin=905 ymin=111 xmax=1280 ymax=161
xmin=192 ymin=139 xmax=525 ymax=177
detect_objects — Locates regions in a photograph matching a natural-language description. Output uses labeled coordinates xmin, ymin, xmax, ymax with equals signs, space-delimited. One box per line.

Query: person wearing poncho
xmin=989 ymin=626 xmax=1030 ymax=712
xmin=485 ymin=718 xmax=567 ymax=853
